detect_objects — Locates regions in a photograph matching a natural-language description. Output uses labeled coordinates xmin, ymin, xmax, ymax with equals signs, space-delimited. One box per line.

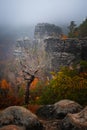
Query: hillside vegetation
xmin=30 ymin=61 xmax=87 ymax=106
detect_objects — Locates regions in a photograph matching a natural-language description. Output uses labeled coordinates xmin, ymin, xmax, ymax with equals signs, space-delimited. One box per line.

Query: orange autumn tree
xmin=1 ymin=79 xmax=9 ymax=89
xmin=0 ymin=79 xmax=11 ymax=96
xmin=0 ymin=79 xmax=24 ymax=108
xmin=61 ymin=34 xmax=68 ymax=40
xmin=30 ymin=78 xmax=39 ymax=89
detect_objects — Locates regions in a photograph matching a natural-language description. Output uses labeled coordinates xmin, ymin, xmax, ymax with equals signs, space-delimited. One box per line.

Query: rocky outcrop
xmin=32 ymin=23 xmax=87 ymax=78
xmin=0 ymin=106 xmax=43 ymax=130
xmin=34 ymin=23 xmax=62 ymax=39
xmin=36 ymin=99 xmax=82 ymax=120
xmin=60 ymin=106 xmax=87 ymax=130
xmin=34 ymin=24 xmax=87 ymax=77
xmin=44 ymin=38 xmax=87 ymax=72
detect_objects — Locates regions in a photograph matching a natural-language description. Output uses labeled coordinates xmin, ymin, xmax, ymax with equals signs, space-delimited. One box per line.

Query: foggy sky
xmin=0 ymin=0 xmax=87 ymax=26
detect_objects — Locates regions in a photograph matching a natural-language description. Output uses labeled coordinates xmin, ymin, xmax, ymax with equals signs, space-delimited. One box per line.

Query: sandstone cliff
xmin=34 ymin=23 xmax=87 ymax=76
xmin=44 ymin=38 xmax=87 ymax=72
xmin=34 ymin=23 xmax=62 ymax=39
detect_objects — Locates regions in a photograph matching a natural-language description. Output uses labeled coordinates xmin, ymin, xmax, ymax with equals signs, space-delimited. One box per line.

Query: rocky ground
xmin=39 ymin=119 xmax=61 ymax=130
xmin=0 ymin=99 xmax=87 ymax=130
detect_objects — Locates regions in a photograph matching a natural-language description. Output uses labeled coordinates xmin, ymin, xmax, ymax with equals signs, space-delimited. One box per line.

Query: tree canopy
xmin=68 ymin=18 xmax=87 ymax=38
xmin=78 ymin=18 xmax=87 ymax=38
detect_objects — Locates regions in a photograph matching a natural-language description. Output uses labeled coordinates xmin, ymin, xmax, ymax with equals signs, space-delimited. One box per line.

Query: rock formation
xmin=34 ymin=24 xmax=87 ymax=76
xmin=54 ymin=99 xmax=83 ymax=119
xmin=36 ymin=99 xmax=82 ymax=120
xmin=0 ymin=106 xmax=43 ymax=130
xmin=60 ymin=106 xmax=87 ymax=130
xmin=43 ymin=37 xmax=87 ymax=74
xmin=36 ymin=105 xmax=54 ymax=119
xmin=34 ymin=23 xmax=62 ymax=40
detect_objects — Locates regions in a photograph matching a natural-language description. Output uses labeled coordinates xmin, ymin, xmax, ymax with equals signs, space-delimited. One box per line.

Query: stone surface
xmin=36 ymin=100 xmax=82 ymax=120
xmin=60 ymin=106 xmax=87 ymax=130
xmin=0 ymin=125 xmax=25 ymax=130
xmin=35 ymin=36 xmax=87 ymax=77
xmin=40 ymin=119 xmax=61 ymax=130
xmin=34 ymin=23 xmax=62 ymax=39
xmin=54 ymin=99 xmax=83 ymax=119
xmin=0 ymin=106 xmax=43 ymax=130
xmin=36 ymin=105 xmax=55 ymax=119
xmin=44 ymin=38 xmax=86 ymax=73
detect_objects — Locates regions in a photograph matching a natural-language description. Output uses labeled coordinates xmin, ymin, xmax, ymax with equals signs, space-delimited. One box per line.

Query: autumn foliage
xmin=30 ymin=62 xmax=87 ymax=106
xmin=30 ymin=78 xmax=39 ymax=89
xmin=0 ymin=61 xmax=87 ymax=108
xmin=0 ymin=79 xmax=24 ymax=109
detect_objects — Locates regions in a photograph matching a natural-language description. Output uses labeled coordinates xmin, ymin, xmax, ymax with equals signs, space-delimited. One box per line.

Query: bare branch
xmin=34 ymin=70 xmax=38 ymax=74
xmin=23 ymin=74 xmax=31 ymax=80
xmin=20 ymin=61 xmax=27 ymax=69
xmin=22 ymin=70 xmax=32 ymax=76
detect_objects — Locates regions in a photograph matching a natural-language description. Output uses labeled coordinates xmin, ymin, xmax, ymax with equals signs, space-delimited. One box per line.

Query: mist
xmin=0 ymin=0 xmax=87 ymax=27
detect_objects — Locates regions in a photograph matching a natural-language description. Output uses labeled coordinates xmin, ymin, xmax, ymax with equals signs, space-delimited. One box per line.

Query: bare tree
xmin=14 ymin=38 xmax=45 ymax=105
xmin=19 ymin=60 xmax=38 ymax=104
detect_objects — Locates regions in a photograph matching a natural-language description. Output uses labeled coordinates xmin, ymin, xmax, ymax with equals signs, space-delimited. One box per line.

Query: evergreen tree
xmin=68 ymin=21 xmax=76 ymax=38
xmin=78 ymin=18 xmax=87 ymax=38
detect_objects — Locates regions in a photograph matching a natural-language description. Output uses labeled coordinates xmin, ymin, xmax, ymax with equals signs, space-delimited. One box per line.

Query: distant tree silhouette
xmin=68 ymin=21 xmax=76 ymax=38
xmin=78 ymin=18 xmax=87 ymax=38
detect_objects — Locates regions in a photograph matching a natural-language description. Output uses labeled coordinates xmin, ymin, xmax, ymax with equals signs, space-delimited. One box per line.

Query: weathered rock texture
xmin=34 ymin=23 xmax=62 ymax=39
xmin=36 ymin=105 xmax=55 ymax=119
xmin=44 ymin=38 xmax=87 ymax=73
xmin=0 ymin=106 xmax=43 ymax=130
xmin=54 ymin=99 xmax=83 ymax=119
xmin=36 ymin=99 xmax=82 ymax=120
xmin=60 ymin=106 xmax=87 ymax=130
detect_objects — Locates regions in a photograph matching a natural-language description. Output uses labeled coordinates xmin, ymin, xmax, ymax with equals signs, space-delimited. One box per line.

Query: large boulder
xmin=36 ymin=105 xmax=54 ymax=119
xmin=36 ymin=99 xmax=82 ymax=120
xmin=60 ymin=106 xmax=87 ymax=130
xmin=0 ymin=106 xmax=43 ymax=130
xmin=0 ymin=125 xmax=25 ymax=130
xmin=53 ymin=99 xmax=83 ymax=119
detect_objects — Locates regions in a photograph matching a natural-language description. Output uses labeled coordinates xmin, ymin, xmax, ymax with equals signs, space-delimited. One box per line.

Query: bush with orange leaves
xmin=0 ymin=79 xmax=24 ymax=109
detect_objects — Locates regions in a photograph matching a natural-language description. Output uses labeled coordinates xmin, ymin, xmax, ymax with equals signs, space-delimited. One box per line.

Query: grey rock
xmin=36 ymin=100 xmax=82 ymax=120
xmin=54 ymin=99 xmax=83 ymax=119
xmin=44 ymin=37 xmax=87 ymax=73
xmin=60 ymin=106 xmax=87 ymax=130
xmin=36 ymin=105 xmax=55 ymax=119
xmin=0 ymin=106 xmax=43 ymax=130
xmin=34 ymin=23 xmax=62 ymax=39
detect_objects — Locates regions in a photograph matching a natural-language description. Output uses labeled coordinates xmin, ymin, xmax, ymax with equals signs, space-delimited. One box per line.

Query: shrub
xmin=37 ymin=68 xmax=87 ymax=106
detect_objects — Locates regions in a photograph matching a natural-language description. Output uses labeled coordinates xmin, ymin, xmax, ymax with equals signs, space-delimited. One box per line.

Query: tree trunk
xmin=25 ymin=75 xmax=35 ymax=105
xmin=25 ymin=82 xmax=30 ymax=105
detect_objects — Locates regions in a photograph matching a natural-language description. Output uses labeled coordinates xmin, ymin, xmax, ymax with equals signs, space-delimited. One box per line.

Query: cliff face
xmin=34 ymin=23 xmax=87 ymax=75
xmin=34 ymin=23 xmax=62 ymax=39
xmin=44 ymin=38 xmax=87 ymax=72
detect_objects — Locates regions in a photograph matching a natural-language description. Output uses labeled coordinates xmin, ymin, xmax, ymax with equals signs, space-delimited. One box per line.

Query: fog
xmin=0 ymin=0 xmax=87 ymax=27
